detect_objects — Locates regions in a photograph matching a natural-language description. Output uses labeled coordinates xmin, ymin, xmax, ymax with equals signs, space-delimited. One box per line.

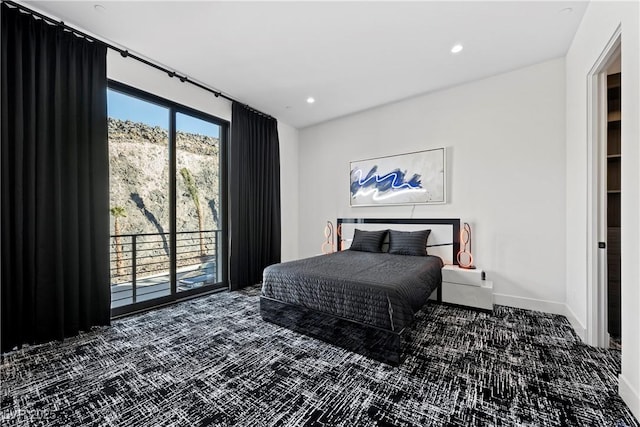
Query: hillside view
xmin=108 ymin=117 xmax=221 ymax=287
xmin=109 ymin=117 xmax=221 ymax=236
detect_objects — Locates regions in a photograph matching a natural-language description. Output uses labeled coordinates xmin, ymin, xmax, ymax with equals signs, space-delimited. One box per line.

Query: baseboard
xmin=493 ymin=293 xmax=566 ymax=315
xmin=493 ymin=293 xmax=586 ymax=341
xmin=619 ymin=374 xmax=640 ymax=422
xmin=563 ymin=303 xmax=587 ymax=342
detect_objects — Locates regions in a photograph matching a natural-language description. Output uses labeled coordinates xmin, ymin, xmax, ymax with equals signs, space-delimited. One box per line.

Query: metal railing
xmin=110 ymin=230 xmax=220 ymax=307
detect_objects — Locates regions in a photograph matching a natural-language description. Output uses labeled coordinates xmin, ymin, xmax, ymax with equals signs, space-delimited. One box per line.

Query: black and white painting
xmin=350 ymin=148 xmax=445 ymax=206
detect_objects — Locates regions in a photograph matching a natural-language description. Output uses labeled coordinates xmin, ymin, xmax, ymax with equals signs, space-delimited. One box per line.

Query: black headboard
xmin=336 ymin=218 xmax=461 ymax=265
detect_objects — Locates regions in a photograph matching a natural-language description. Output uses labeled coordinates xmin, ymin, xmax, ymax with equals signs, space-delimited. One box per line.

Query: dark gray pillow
xmin=349 ymin=229 xmax=387 ymax=253
xmin=388 ymin=229 xmax=431 ymax=256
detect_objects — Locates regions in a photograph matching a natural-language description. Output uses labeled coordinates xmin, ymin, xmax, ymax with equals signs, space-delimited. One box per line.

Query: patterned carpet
xmin=1 ymin=286 xmax=638 ymax=427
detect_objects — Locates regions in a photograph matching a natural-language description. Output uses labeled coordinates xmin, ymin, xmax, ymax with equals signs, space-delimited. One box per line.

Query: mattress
xmin=261 ymin=251 xmax=443 ymax=332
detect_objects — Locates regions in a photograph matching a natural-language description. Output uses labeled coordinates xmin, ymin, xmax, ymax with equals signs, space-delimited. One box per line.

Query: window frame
xmin=107 ymin=80 xmax=229 ymax=318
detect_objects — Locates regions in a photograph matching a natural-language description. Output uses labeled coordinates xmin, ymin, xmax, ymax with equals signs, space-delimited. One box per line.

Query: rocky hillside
xmin=108 ymin=118 xmax=221 ymax=239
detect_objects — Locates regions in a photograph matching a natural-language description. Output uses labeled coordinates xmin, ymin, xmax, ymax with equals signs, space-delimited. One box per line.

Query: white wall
xmin=107 ymin=51 xmax=300 ymax=264
xmin=277 ymin=123 xmax=300 ymax=261
xmin=565 ymin=1 xmax=640 ymax=418
xmin=298 ymin=58 xmax=567 ymax=313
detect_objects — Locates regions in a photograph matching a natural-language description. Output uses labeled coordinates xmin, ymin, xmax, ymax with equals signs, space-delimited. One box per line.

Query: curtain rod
xmin=2 ymin=0 xmax=274 ymax=120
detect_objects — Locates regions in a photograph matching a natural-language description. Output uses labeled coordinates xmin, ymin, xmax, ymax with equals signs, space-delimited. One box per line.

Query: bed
xmin=260 ymin=218 xmax=460 ymax=365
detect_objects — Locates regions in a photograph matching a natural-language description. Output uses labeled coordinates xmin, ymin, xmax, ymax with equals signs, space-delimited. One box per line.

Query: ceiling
xmin=26 ymin=1 xmax=588 ymax=128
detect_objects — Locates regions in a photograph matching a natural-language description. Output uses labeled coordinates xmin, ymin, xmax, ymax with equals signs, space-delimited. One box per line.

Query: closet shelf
xmin=608 ymin=111 xmax=621 ymax=122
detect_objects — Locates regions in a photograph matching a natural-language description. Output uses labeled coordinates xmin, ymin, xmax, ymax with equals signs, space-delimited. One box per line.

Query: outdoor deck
xmin=110 ymin=230 xmax=221 ymax=309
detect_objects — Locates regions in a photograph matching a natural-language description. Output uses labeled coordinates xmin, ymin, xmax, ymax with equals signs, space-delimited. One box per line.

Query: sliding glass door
xmin=108 ymin=81 xmax=228 ymax=316
xmin=175 ymin=113 xmax=223 ymax=292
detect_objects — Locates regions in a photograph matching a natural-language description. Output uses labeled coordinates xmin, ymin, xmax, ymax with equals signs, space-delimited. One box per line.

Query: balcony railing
xmin=110 ymin=230 xmax=221 ymax=309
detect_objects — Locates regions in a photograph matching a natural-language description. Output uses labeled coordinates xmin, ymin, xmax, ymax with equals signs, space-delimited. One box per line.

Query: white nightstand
xmin=441 ymin=265 xmax=493 ymax=312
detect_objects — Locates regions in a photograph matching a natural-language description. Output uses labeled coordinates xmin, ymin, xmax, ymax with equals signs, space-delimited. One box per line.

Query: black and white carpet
xmin=1 ymin=286 xmax=637 ymax=426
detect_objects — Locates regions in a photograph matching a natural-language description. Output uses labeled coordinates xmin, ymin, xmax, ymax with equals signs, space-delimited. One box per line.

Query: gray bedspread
xmin=261 ymin=251 xmax=443 ymax=332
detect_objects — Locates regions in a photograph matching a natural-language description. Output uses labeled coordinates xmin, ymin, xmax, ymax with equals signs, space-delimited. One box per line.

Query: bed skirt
xmin=260 ymin=296 xmax=410 ymax=365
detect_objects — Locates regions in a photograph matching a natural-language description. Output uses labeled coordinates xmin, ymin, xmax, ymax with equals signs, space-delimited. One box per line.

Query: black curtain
xmin=1 ymin=5 xmax=110 ymax=352
xmin=229 ymin=103 xmax=281 ymax=290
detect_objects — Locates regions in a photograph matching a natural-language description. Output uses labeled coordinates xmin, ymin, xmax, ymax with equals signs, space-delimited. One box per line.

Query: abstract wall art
xmin=350 ymin=148 xmax=446 ymax=206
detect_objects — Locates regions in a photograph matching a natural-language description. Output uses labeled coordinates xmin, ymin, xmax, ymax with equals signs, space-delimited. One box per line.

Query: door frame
xmin=107 ymin=80 xmax=230 ymax=318
xmin=585 ymin=26 xmax=621 ymax=347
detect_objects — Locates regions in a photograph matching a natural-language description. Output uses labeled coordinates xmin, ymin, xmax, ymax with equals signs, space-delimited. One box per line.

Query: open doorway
xmin=605 ymin=56 xmax=621 ymax=349
xmin=586 ymin=28 xmax=621 ymax=349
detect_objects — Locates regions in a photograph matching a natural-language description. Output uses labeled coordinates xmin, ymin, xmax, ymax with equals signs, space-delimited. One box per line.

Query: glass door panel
xmin=108 ymin=89 xmax=171 ymax=309
xmin=175 ymin=112 xmax=223 ymax=292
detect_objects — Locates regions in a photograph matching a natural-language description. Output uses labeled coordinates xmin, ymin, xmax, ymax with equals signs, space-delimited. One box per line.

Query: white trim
xmin=495 ymin=294 xmax=587 ymax=341
xmin=585 ymin=25 xmax=621 ymax=347
xmin=493 ymin=293 xmax=565 ymax=315
xmin=564 ymin=303 xmax=587 ymax=342
xmin=619 ymin=374 xmax=640 ymax=421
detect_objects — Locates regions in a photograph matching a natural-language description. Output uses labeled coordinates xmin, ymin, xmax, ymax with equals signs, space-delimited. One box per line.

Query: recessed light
xmin=559 ymin=7 xmax=573 ymax=14
xmin=306 ymin=97 xmax=315 ymax=104
xmin=451 ymin=44 xmax=463 ymax=54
